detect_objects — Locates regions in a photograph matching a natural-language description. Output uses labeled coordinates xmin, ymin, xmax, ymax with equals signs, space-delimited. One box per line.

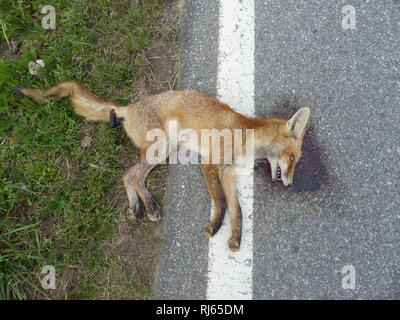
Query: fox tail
xmin=15 ymin=81 xmax=121 ymax=122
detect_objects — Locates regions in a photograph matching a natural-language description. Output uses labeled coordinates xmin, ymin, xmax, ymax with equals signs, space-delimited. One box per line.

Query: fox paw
xmin=147 ymin=208 xmax=161 ymax=222
xmin=127 ymin=203 xmax=140 ymax=220
xmin=228 ymin=237 xmax=240 ymax=252
xmin=203 ymin=222 xmax=215 ymax=238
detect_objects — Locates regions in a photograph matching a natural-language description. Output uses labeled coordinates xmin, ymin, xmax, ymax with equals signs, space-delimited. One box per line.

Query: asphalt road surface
xmin=155 ymin=0 xmax=400 ymax=299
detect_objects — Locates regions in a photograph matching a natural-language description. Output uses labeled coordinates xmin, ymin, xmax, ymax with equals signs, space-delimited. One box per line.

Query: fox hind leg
xmin=123 ymin=173 xmax=141 ymax=220
xmin=124 ymin=158 xmax=160 ymax=222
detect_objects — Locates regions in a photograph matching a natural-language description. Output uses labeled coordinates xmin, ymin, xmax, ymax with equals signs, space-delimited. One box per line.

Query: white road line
xmin=207 ymin=0 xmax=255 ymax=300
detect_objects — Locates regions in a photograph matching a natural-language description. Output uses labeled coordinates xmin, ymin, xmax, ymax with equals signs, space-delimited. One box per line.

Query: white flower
xmin=28 ymin=59 xmax=45 ymax=75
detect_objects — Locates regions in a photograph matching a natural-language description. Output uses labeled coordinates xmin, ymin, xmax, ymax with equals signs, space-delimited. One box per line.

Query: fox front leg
xmin=201 ymin=164 xmax=227 ymax=238
xmin=220 ymin=164 xmax=242 ymax=252
xmin=269 ymin=158 xmax=278 ymax=182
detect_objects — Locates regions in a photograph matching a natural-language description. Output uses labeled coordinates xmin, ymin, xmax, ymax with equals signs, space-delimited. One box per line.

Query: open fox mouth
xmin=277 ymin=165 xmax=282 ymax=180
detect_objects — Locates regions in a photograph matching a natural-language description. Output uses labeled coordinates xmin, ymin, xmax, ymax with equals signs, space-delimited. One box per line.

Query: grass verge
xmin=0 ymin=0 xmax=179 ymax=299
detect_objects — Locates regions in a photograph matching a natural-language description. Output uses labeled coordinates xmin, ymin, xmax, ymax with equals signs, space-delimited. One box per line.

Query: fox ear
xmin=287 ymin=107 xmax=310 ymax=138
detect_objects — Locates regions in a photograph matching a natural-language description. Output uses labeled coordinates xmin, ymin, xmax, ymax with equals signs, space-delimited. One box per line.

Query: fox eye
xmin=290 ymin=155 xmax=295 ymax=163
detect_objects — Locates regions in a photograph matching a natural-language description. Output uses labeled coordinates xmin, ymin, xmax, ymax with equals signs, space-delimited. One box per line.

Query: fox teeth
xmin=277 ymin=166 xmax=282 ymax=180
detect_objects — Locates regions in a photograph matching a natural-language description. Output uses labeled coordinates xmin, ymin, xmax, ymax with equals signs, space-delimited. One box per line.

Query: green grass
xmin=0 ymin=0 xmax=174 ymax=299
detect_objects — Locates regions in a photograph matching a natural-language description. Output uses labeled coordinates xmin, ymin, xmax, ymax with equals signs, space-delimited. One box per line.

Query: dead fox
xmin=15 ymin=81 xmax=310 ymax=251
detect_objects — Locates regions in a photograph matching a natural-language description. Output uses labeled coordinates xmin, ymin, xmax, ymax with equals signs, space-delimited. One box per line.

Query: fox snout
xmin=273 ymin=163 xmax=293 ymax=187
xmin=282 ymin=174 xmax=293 ymax=187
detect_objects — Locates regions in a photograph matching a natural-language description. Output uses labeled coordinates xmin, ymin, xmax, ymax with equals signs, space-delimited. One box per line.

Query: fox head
xmin=263 ymin=107 xmax=310 ymax=187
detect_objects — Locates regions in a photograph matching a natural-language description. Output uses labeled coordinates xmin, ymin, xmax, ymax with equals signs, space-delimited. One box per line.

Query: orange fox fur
xmin=15 ymin=81 xmax=310 ymax=251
